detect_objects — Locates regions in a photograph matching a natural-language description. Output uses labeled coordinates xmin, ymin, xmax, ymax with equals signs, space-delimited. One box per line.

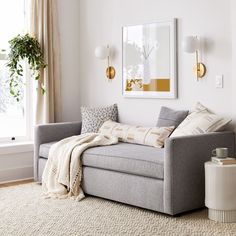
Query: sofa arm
xmin=34 ymin=121 xmax=82 ymax=181
xmin=164 ymin=131 xmax=235 ymax=215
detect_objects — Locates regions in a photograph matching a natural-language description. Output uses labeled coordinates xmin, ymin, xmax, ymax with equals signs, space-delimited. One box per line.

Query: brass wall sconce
xmin=182 ymin=36 xmax=206 ymax=80
xmin=95 ymin=45 xmax=116 ymax=80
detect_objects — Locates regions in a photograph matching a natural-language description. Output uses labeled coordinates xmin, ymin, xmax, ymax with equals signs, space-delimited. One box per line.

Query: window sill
xmin=0 ymin=141 xmax=34 ymax=155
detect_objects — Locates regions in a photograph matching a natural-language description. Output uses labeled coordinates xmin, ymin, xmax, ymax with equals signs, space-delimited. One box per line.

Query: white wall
xmin=78 ymin=0 xmax=234 ymax=127
xmin=231 ymin=0 xmax=236 ymax=132
xmin=0 ymin=144 xmax=33 ymax=183
xmin=57 ymin=0 xmax=81 ymax=122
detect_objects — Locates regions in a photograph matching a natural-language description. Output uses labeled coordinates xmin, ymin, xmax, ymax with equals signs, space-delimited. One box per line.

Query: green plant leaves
xmin=6 ymin=34 xmax=47 ymax=101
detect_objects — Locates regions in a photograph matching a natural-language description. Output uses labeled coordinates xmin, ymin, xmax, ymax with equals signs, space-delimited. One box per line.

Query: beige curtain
xmin=29 ymin=0 xmax=61 ymax=124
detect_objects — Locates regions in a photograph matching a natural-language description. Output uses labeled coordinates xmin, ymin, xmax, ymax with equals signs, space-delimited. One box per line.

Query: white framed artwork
xmin=122 ymin=19 xmax=177 ymax=99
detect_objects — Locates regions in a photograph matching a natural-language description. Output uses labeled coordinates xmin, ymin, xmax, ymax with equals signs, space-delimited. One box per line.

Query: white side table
xmin=205 ymin=161 xmax=236 ymax=222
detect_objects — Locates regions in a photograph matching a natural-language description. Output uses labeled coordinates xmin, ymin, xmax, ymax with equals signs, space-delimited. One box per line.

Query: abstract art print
xmin=122 ymin=19 xmax=177 ymax=98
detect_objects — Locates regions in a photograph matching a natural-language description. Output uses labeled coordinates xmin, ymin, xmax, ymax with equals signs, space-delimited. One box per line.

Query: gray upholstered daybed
xmin=34 ymin=121 xmax=235 ymax=215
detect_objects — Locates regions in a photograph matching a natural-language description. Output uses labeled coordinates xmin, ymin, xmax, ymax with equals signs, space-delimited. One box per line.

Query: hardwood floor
xmin=0 ymin=179 xmax=34 ymax=188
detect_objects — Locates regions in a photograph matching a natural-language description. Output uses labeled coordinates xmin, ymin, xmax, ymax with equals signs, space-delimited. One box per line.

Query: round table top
xmin=205 ymin=161 xmax=236 ymax=168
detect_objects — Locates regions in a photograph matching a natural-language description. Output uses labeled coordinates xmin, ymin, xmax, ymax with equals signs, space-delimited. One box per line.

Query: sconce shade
xmin=182 ymin=35 xmax=206 ymax=80
xmin=182 ymin=36 xmax=200 ymax=53
xmin=95 ymin=45 xmax=116 ymax=80
xmin=95 ymin=46 xmax=109 ymax=59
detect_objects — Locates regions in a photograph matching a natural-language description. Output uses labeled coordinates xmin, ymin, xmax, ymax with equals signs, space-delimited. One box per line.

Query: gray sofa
xmin=34 ymin=121 xmax=235 ymax=215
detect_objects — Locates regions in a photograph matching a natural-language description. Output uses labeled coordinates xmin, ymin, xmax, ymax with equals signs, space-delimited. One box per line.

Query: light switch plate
xmin=215 ymin=75 xmax=223 ymax=88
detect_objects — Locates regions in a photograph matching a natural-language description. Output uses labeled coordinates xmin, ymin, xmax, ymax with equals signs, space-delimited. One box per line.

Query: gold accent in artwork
xmin=143 ymin=79 xmax=170 ymax=92
xmin=125 ymin=79 xmax=170 ymax=92
xmin=126 ymin=79 xmax=143 ymax=91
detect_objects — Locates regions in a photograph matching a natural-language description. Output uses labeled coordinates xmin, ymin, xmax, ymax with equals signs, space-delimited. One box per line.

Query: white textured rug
xmin=0 ymin=184 xmax=236 ymax=236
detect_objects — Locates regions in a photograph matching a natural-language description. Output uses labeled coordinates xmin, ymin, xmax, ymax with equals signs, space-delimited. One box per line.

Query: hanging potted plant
xmin=6 ymin=34 xmax=46 ymax=101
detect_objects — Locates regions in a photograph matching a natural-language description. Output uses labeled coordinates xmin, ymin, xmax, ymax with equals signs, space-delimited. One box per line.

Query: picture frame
xmin=122 ymin=18 xmax=177 ymax=99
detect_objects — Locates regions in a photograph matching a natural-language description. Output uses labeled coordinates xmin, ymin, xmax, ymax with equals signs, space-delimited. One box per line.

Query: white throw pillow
xmin=170 ymin=102 xmax=231 ymax=137
xmin=99 ymin=120 xmax=174 ymax=148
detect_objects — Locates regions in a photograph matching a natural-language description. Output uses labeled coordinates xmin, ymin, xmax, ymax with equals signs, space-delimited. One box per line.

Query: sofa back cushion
xmin=171 ymin=102 xmax=231 ymax=137
xmin=99 ymin=120 xmax=174 ymax=148
xmin=81 ymin=104 xmax=118 ymax=134
xmin=157 ymin=106 xmax=189 ymax=128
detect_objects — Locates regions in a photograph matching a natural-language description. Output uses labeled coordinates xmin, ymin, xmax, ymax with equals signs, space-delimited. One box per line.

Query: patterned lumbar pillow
xmin=170 ymin=102 xmax=231 ymax=137
xmin=157 ymin=106 xmax=189 ymax=128
xmin=99 ymin=120 xmax=174 ymax=148
xmin=81 ymin=104 xmax=118 ymax=134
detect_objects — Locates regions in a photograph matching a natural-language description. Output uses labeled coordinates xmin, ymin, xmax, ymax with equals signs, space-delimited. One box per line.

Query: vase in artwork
xmin=142 ymin=59 xmax=151 ymax=84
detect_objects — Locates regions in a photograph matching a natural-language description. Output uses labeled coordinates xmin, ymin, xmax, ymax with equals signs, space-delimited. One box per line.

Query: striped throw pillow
xmin=171 ymin=102 xmax=231 ymax=137
xmin=99 ymin=120 xmax=174 ymax=148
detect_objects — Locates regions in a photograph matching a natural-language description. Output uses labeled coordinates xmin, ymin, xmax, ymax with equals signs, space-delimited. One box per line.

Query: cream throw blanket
xmin=42 ymin=133 xmax=118 ymax=201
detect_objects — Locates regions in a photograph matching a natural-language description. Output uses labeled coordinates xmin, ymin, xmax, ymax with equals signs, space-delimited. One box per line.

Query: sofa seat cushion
xmin=83 ymin=143 xmax=164 ymax=179
xmin=39 ymin=142 xmax=164 ymax=180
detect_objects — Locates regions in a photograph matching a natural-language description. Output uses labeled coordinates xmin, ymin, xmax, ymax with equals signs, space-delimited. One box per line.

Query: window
xmin=0 ymin=0 xmax=32 ymax=142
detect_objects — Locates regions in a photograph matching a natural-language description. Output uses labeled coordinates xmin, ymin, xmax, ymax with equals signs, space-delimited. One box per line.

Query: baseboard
xmin=0 ymin=177 xmax=34 ymax=185
xmin=0 ymin=166 xmax=33 ymax=183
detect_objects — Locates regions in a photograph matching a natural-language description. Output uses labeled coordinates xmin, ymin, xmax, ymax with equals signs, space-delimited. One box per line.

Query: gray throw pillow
xmin=157 ymin=106 xmax=189 ymax=128
xmin=81 ymin=104 xmax=118 ymax=134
